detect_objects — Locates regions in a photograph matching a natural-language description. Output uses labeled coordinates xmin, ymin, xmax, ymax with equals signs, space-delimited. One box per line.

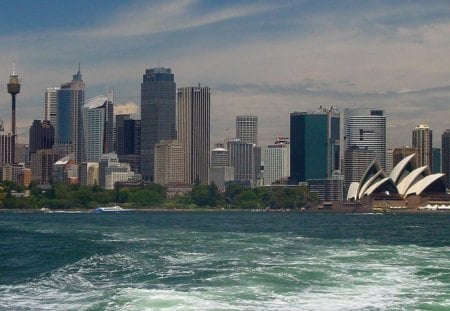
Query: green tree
xmin=206 ymin=182 xmax=223 ymax=207
xmin=235 ymin=189 xmax=260 ymax=209
xmin=225 ymin=183 xmax=245 ymax=206
xmin=129 ymin=189 xmax=164 ymax=206
xmin=191 ymin=184 xmax=209 ymax=206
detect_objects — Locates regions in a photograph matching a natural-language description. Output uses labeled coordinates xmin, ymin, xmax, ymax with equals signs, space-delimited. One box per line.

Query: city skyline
xmin=1 ymin=1 xmax=450 ymax=148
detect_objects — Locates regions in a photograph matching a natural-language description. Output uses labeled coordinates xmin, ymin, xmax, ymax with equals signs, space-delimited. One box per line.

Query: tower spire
xmin=7 ymin=63 xmax=21 ymax=164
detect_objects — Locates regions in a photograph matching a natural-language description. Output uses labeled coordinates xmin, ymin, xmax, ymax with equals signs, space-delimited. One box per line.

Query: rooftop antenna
xmin=157 ymin=57 xmax=160 ymax=68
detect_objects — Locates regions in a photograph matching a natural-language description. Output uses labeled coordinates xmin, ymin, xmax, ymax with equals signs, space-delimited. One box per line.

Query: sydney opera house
xmin=346 ymin=153 xmax=449 ymax=210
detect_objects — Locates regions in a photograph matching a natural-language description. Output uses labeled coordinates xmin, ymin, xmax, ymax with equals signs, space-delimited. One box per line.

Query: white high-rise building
xmin=81 ymin=95 xmax=113 ymax=162
xmin=343 ymin=108 xmax=386 ymax=170
xmin=177 ymin=86 xmax=210 ymax=185
xmin=236 ymin=115 xmax=257 ymax=146
xmin=44 ymin=87 xmax=59 ymax=127
xmin=263 ymin=137 xmax=290 ymax=185
xmin=227 ymin=139 xmax=254 ymax=182
xmin=412 ymin=124 xmax=432 ymax=169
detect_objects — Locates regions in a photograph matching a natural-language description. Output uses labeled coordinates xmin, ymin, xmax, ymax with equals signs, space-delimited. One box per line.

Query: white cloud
xmin=1 ymin=1 xmax=450 ymax=148
xmin=76 ymin=0 xmax=281 ymax=38
xmin=114 ymin=101 xmax=140 ymax=116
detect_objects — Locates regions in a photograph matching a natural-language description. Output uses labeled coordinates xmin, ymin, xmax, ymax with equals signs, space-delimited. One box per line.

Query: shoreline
xmin=1 ymin=207 xmax=449 ymax=215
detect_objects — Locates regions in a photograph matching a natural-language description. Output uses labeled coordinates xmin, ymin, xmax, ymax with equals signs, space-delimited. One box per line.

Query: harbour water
xmin=0 ymin=212 xmax=449 ymax=310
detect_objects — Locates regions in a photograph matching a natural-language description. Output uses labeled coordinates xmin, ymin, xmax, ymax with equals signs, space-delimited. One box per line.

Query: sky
xmin=1 ymin=0 xmax=450 ymax=148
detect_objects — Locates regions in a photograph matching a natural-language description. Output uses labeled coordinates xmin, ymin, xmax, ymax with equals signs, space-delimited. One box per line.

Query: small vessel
xmin=94 ymin=205 xmax=133 ymax=213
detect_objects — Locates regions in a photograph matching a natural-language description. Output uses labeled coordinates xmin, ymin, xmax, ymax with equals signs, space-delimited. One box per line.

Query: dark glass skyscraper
xmin=56 ymin=67 xmax=85 ymax=163
xmin=290 ymin=111 xmax=340 ymax=184
xmin=116 ymin=114 xmax=141 ymax=174
xmin=29 ymin=120 xmax=55 ymax=156
xmin=140 ymin=67 xmax=176 ymax=181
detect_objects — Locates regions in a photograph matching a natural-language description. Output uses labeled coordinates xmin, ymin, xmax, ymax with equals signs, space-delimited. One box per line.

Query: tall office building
xmin=412 ymin=124 xmax=432 ymax=169
xmin=177 ymin=85 xmax=210 ymax=185
xmin=343 ymin=146 xmax=376 ymax=191
xmin=392 ymin=146 xmax=417 ymax=167
xmin=116 ymin=114 xmax=131 ymax=155
xmin=432 ymin=148 xmax=441 ymax=174
xmin=210 ymin=144 xmax=230 ymax=167
xmin=0 ymin=121 xmax=14 ymax=166
xmin=209 ymin=144 xmax=234 ymax=191
xmin=264 ymin=137 xmax=290 ymax=185
xmin=154 ymin=140 xmax=184 ymax=185
xmin=44 ymin=87 xmax=59 ymax=127
xmin=227 ymin=139 xmax=254 ymax=182
xmin=56 ymin=66 xmax=85 ymax=163
xmin=236 ymin=115 xmax=258 ymax=146
xmin=115 ymin=114 xmax=141 ymax=173
xmin=343 ymin=108 xmax=386 ymax=170
xmin=290 ymin=110 xmax=340 ymax=184
xmin=81 ymin=95 xmax=113 ymax=162
xmin=30 ymin=149 xmax=60 ymax=184
xmin=441 ymin=129 xmax=450 ymax=187
xmin=29 ymin=120 xmax=55 ymax=156
xmin=140 ymin=67 xmax=176 ymax=181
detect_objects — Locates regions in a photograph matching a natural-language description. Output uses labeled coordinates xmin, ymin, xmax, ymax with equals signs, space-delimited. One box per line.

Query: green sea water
xmin=0 ymin=212 xmax=449 ymax=310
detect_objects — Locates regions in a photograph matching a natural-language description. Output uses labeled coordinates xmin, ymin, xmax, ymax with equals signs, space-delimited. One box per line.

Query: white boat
xmin=94 ymin=206 xmax=133 ymax=213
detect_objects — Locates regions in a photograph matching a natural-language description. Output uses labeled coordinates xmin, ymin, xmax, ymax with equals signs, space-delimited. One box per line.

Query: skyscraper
xmin=115 ymin=114 xmax=141 ymax=173
xmin=263 ymin=137 xmax=290 ymax=185
xmin=290 ymin=110 xmax=339 ymax=184
xmin=140 ymin=67 xmax=176 ymax=181
xmin=177 ymin=85 xmax=210 ymax=185
xmin=236 ymin=115 xmax=258 ymax=146
xmin=412 ymin=124 xmax=432 ymax=169
xmin=441 ymin=129 xmax=450 ymax=186
xmin=44 ymin=87 xmax=59 ymax=127
xmin=29 ymin=120 xmax=55 ymax=156
xmin=392 ymin=146 xmax=417 ymax=167
xmin=210 ymin=144 xmax=230 ymax=167
xmin=343 ymin=146 xmax=376 ymax=191
xmin=209 ymin=143 xmax=234 ymax=191
xmin=432 ymin=148 xmax=441 ymax=174
xmin=0 ymin=121 xmax=14 ymax=166
xmin=227 ymin=139 xmax=254 ymax=182
xmin=343 ymin=108 xmax=386 ymax=170
xmin=81 ymin=95 xmax=113 ymax=162
xmin=56 ymin=66 xmax=85 ymax=163
xmin=154 ymin=140 xmax=184 ymax=185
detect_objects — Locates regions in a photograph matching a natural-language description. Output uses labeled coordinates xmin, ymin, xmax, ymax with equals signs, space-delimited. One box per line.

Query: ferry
xmin=94 ymin=206 xmax=133 ymax=213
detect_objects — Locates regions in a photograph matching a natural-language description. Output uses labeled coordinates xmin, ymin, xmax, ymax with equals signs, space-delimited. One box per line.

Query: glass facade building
xmin=81 ymin=95 xmax=113 ymax=163
xmin=343 ymin=108 xmax=386 ymax=170
xmin=290 ymin=111 xmax=339 ymax=184
xmin=140 ymin=67 xmax=176 ymax=181
xmin=56 ymin=68 xmax=85 ymax=162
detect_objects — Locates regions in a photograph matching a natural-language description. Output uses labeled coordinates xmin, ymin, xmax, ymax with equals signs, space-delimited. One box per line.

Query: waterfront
xmin=0 ymin=212 xmax=449 ymax=310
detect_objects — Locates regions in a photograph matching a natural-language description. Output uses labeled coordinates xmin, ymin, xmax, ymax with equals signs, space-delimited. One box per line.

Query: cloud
xmin=76 ymin=0 xmax=282 ymax=38
xmin=1 ymin=0 xmax=450 ymax=149
xmin=114 ymin=101 xmax=140 ymax=116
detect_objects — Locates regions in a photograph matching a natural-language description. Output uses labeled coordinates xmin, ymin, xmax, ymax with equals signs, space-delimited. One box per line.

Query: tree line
xmin=0 ymin=180 xmax=319 ymax=210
